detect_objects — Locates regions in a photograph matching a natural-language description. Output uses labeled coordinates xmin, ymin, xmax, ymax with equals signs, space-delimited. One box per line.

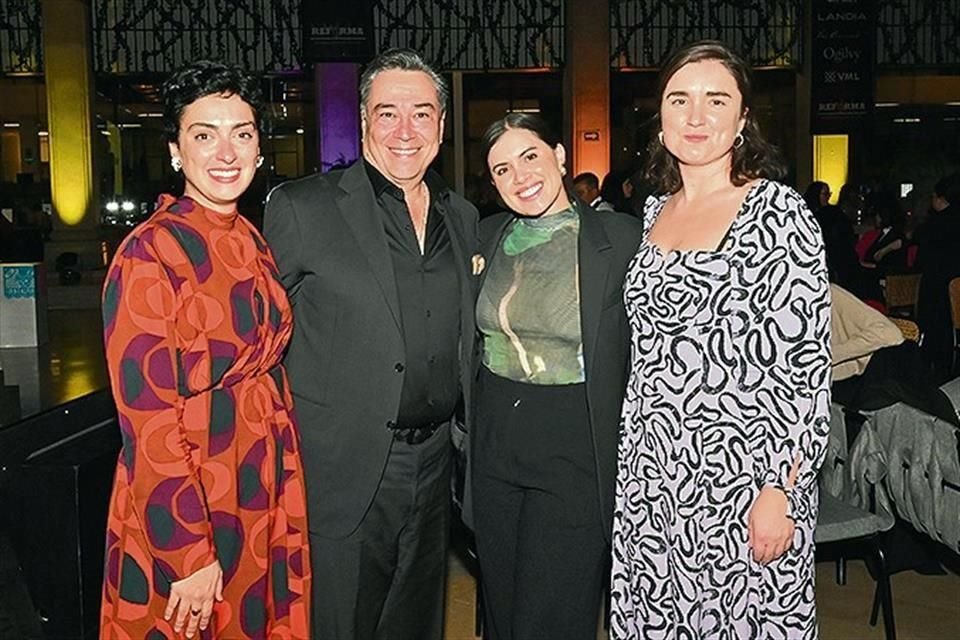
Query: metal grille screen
xmin=91 ymin=0 xmax=563 ymax=73
xmin=877 ymin=0 xmax=960 ymax=67
xmin=0 ymin=0 xmax=42 ymax=73
xmin=610 ymin=0 xmax=803 ymax=69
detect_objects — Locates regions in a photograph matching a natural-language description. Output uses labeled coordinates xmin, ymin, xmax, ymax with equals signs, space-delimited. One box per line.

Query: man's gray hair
xmin=359 ymin=48 xmax=448 ymax=116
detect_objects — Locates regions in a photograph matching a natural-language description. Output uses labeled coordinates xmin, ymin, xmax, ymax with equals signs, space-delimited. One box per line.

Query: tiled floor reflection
xmin=0 ymin=308 xmax=106 ymax=423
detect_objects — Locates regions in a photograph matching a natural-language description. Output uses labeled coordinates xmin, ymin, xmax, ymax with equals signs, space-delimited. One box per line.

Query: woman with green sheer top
xmin=469 ymin=113 xmax=643 ymax=640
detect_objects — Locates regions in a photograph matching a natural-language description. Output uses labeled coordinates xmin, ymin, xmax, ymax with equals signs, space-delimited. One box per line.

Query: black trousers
xmin=472 ymin=368 xmax=607 ymax=640
xmin=309 ymin=423 xmax=450 ymax=640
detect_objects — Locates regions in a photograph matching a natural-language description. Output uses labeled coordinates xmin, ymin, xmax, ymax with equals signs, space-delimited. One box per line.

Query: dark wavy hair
xmin=481 ymin=112 xmax=577 ymax=211
xmin=803 ymin=181 xmax=830 ymax=212
xmin=481 ymin=112 xmax=561 ymax=168
xmin=160 ymin=60 xmax=265 ymax=145
xmin=359 ymin=48 xmax=448 ymax=116
xmin=644 ymin=40 xmax=786 ymax=194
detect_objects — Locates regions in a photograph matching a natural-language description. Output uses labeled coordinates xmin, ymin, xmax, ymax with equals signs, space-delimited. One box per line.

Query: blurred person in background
xmin=573 ymin=171 xmax=615 ymax=211
xmin=916 ymin=172 xmax=960 ymax=379
xmin=803 ymin=180 xmax=831 ymax=213
xmin=600 ymin=169 xmax=645 ymax=216
xmin=815 ymin=182 xmax=880 ymax=303
xmin=861 ymin=190 xmax=908 ymax=276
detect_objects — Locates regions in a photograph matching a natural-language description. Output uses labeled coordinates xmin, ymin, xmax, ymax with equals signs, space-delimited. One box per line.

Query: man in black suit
xmin=263 ymin=49 xmax=478 ymax=640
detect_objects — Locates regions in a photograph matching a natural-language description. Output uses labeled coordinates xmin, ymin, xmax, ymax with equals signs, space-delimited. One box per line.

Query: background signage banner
xmin=301 ymin=1 xmax=375 ymax=63
xmin=810 ymin=0 xmax=876 ymax=134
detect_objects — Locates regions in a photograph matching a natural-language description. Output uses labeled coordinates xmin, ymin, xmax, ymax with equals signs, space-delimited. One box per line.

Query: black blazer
xmin=470 ymin=202 xmax=643 ymax=539
xmin=263 ymin=161 xmax=479 ymax=537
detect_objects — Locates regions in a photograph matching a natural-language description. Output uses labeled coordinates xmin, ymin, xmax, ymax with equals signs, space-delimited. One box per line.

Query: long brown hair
xmin=644 ymin=40 xmax=785 ymax=194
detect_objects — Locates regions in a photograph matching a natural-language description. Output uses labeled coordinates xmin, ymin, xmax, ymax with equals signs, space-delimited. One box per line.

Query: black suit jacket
xmin=470 ymin=202 xmax=643 ymax=539
xmin=263 ymin=161 xmax=479 ymax=538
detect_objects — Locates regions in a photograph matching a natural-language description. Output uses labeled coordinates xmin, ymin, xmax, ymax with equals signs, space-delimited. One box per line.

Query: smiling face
xmin=169 ymin=93 xmax=259 ymax=214
xmin=487 ymin=127 xmax=570 ymax=218
xmin=362 ymin=69 xmax=444 ymax=190
xmin=659 ymin=59 xmax=746 ymax=172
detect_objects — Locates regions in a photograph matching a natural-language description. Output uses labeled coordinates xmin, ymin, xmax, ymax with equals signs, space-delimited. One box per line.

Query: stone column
xmin=795 ymin=0 xmax=813 ymax=194
xmin=563 ymin=0 xmax=611 ymax=180
xmin=42 ymin=0 xmax=97 ymax=231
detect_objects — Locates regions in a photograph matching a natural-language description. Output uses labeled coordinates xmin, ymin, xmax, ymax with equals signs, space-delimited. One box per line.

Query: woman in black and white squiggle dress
xmin=610 ymin=41 xmax=831 ymax=639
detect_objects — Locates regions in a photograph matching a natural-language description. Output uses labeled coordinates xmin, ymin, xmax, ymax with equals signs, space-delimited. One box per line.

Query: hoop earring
xmin=657 ymin=131 xmax=665 ymax=146
xmin=256 ymin=155 xmax=264 ymax=169
xmin=733 ymin=133 xmax=744 ymax=149
xmin=170 ymin=157 xmax=182 ymax=172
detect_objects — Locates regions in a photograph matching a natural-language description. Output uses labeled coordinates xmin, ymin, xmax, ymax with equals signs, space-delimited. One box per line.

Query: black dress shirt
xmin=364 ymin=161 xmax=461 ymax=427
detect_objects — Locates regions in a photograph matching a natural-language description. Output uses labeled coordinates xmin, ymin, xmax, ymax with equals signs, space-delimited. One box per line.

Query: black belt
xmin=390 ymin=420 xmax=445 ymax=445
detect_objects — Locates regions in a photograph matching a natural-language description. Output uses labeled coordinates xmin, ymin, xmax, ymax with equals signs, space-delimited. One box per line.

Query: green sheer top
xmin=477 ymin=208 xmax=584 ymax=385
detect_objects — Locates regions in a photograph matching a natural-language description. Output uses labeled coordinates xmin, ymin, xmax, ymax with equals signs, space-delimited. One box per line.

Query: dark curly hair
xmin=644 ymin=40 xmax=785 ymax=194
xmin=160 ymin=60 xmax=265 ymax=145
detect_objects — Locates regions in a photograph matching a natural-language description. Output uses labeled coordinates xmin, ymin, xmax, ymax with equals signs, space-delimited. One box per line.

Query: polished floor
xmin=0 ymin=308 xmax=108 ymax=423
xmin=2 ymin=294 xmax=959 ymax=639
xmin=443 ymin=554 xmax=960 ymax=639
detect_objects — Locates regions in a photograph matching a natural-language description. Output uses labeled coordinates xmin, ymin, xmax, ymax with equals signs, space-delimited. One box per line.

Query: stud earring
xmin=256 ymin=155 xmax=264 ymax=168
xmin=171 ymin=157 xmax=182 ymax=172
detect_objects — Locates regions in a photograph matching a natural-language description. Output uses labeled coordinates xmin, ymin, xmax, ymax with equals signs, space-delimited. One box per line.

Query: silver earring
xmin=733 ymin=133 xmax=744 ymax=149
xmin=171 ymin=157 xmax=182 ymax=172
xmin=255 ymin=155 xmax=264 ymax=168
xmin=657 ymin=131 xmax=665 ymax=146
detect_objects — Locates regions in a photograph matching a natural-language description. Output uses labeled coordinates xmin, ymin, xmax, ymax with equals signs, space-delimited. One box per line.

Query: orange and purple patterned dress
xmin=99 ymin=195 xmax=311 ymax=639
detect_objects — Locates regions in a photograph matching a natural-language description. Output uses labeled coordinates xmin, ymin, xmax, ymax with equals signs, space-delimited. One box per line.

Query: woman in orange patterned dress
xmin=99 ymin=61 xmax=311 ymax=640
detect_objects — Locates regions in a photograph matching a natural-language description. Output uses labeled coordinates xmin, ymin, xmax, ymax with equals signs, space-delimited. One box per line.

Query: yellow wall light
xmin=812 ymin=135 xmax=848 ymax=205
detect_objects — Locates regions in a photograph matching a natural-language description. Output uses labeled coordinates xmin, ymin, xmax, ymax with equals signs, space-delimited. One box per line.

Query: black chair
xmin=466 ymin=540 xmax=485 ymax=638
xmin=0 ymin=391 xmax=120 ymax=640
xmin=816 ymin=491 xmax=897 ymax=640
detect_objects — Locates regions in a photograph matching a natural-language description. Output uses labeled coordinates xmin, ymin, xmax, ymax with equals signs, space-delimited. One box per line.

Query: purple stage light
xmin=315 ymin=63 xmax=361 ymax=171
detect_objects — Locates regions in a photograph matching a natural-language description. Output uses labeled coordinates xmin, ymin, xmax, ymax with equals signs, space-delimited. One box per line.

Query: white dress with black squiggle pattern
xmin=610 ymin=179 xmax=831 ymax=639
